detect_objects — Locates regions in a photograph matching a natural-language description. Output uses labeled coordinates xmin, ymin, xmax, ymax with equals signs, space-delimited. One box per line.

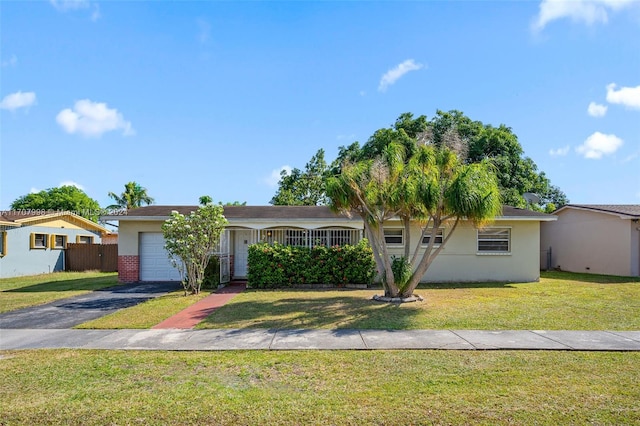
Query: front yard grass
xmin=0 ymin=272 xmax=118 ymax=314
xmin=196 ymin=271 xmax=640 ymax=330
xmin=77 ymin=289 xmax=213 ymax=329
xmin=0 ymin=349 xmax=638 ymax=425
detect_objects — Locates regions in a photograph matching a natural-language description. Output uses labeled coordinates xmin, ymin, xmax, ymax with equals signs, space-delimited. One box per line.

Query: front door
xmin=234 ymin=230 xmax=252 ymax=278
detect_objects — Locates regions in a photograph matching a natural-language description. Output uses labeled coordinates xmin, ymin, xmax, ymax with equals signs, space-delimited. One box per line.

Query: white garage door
xmin=139 ymin=233 xmax=182 ymax=282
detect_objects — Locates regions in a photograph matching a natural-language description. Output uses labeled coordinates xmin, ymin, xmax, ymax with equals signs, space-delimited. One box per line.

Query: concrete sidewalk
xmin=2 ymin=328 xmax=639 ymax=351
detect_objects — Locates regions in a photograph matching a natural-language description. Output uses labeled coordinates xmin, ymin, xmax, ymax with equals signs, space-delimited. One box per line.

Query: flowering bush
xmin=247 ymin=239 xmax=376 ymax=289
xmin=162 ymin=203 xmax=228 ymax=295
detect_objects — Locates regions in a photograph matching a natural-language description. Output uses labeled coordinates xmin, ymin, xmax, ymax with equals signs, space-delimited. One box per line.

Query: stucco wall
xmin=0 ymin=225 xmax=102 ymax=278
xmin=118 ymin=221 xmax=164 ymax=256
xmin=540 ymin=208 xmax=637 ymax=276
xmin=384 ymin=220 xmax=542 ymax=283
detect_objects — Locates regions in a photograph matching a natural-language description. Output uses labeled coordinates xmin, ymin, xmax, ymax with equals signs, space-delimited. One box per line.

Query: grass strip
xmin=0 ymin=272 xmax=118 ymax=314
xmin=0 ymin=349 xmax=638 ymax=425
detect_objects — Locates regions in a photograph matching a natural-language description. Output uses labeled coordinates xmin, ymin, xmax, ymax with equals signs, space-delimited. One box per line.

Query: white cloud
xmin=549 ymin=145 xmax=571 ymax=156
xmin=56 ymin=99 xmax=135 ymax=138
xmin=587 ymin=101 xmax=608 ymax=117
xmin=59 ymin=181 xmax=85 ymax=190
xmin=50 ymin=0 xmax=90 ymax=10
xmin=197 ymin=18 xmax=211 ymax=44
xmin=91 ymin=4 xmax=100 ymax=21
xmin=575 ymin=131 xmax=623 ymax=159
xmin=337 ymin=134 xmax=356 ymax=141
xmin=1 ymin=54 xmax=17 ymax=68
xmin=532 ymin=0 xmax=636 ymax=31
xmin=378 ymin=59 xmax=425 ymax=92
xmin=30 ymin=187 xmax=40 ymax=194
xmin=264 ymin=165 xmax=292 ymax=187
xmin=606 ymin=83 xmax=640 ymax=109
xmin=0 ymin=91 xmax=37 ymax=111
xmin=50 ymin=0 xmax=100 ymax=21
xmin=621 ymin=152 xmax=638 ymax=163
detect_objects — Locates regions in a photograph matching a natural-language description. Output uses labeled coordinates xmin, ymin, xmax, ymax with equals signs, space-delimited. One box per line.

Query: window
xmin=384 ymin=229 xmax=403 ymax=245
xmin=30 ymin=233 xmax=48 ymax=249
xmin=51 ymin=234 xmax=67 ymax=249
xmin=477 ymin=228 xmax=510 ymax=253
xmin=0 ymin=231 xmax=6 ymax=256
xmin=76 ymin=235 xmax=94 ymax=244
xmin=422 ymin=229 xmax=444 ymax=246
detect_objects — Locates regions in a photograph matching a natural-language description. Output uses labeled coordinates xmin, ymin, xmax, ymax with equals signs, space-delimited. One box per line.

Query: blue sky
xmin=1 ymin=0 xmax=639 ymax=210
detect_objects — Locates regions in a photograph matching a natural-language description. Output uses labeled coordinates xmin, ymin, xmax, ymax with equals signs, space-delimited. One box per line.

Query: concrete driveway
xmin=0 ymin=282 xmax=180 ymax=329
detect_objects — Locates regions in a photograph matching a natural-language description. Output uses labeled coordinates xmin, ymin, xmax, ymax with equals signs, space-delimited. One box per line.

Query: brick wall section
xmin=118 ymin=255 xmax=139 ymax=283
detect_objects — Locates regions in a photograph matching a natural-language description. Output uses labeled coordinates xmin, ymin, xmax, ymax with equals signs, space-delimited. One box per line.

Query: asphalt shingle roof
xmin=113 ymin=205 xmax=553 ymax=220
xmin=561 ymin=204 xmax=640 ymax=218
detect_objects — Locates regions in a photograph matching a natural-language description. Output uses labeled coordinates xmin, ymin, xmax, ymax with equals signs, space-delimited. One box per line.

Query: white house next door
xmin=234 ymin=230 xmax=252 ymax=278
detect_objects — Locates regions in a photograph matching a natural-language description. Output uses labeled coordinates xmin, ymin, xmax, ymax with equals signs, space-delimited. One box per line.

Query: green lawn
xmin=77 ymin=289 xmax=213 ymax=329
xmin=0 ymin=349 xmax=638 ymax=425
xmin=0 ymin=272 xmax=119 ymax=314
xmin=196 ymin=271 xmax=640 ymax=330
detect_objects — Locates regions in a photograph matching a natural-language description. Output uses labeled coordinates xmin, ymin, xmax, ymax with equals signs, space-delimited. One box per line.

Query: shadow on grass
xmin=541 ymin=270 xmax=640 ymax=284
xmin=416 ymin=282 xmax=517 ymax=290
xmin=4 ymin=275 xmax=120 ymax=293
xmin=199 ymin=295 xmax=424 ymax=330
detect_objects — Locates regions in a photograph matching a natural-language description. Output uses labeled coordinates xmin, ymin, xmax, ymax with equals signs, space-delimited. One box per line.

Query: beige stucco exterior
xmin=108 ymin=206 xmax=551 ymax=283
xmin=118 ymin=221 xmax=164 ymax=256
xmin=384 ymin=219 xmax=542 ymax=282
xmin=541 ymin=207 xmax=640 ymax=277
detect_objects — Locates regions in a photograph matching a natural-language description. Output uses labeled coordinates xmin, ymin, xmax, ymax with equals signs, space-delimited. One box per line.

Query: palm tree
xmin=107 ymin=182 xmax=155 ymax=210
xmin=327 ymin=143 xmax=501 ymax=298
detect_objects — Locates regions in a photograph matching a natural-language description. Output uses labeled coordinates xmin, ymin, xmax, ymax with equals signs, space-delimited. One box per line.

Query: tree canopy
xmin=272 ymin=111 xmax=567 ymax=212
xmin=327 ymin=116 xmax=502 ymax=298
xmin=270 ymin=149 xmax=330 ymax=206
xmin=10 ymin=185 xmax=102 ymax=221
xmin=107 ymin=182 xmax=154 ymax=210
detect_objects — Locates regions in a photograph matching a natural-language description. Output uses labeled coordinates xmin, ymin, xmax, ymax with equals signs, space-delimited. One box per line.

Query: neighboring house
xmin=0 ymin=211 xmax=110 ymax=278
xmin=541 ymin=204 xmax=640 ymax=277
xmin=101 ymin=205 xmax=554 ymax=284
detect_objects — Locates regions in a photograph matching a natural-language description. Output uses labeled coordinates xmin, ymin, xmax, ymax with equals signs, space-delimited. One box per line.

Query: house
xmin=101 ymin=205 xmax=554 ymax=284
xmin=0 ymin=211 xmax=110 ymax=278
xmin=541 ymin=204 xmax=640 ymax=277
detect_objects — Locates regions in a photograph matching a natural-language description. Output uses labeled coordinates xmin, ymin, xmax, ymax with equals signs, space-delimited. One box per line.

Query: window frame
xmin=421 ymin=228 xmax=444 ymax=247
xmin=76 ymin=235 xmax=94 ymax=244
xmin=30 ymin=233 xmax=48 ymax=249
xmin=477 ymin=227 xmax=511 ymax=254
xmin=383 ymin=228 xmax=404 ymax=246
xmin=51 ymin=234 xmax=67 ymax=250
xmin=0 ymin=231 xmax=7 ymax=256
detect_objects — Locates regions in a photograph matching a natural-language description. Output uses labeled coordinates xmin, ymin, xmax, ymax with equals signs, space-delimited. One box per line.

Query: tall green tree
xmin=327 ymin=121 xmax=501 ymax=299
xmin=10 ymin=185 xmax=101 ymax=221
xmin=428 ymin=110 xmax=568 ymax=210
xmin=107 ymin=181 xmax=154 ymax=210
xmin=270 ymin=149 xmax=329 ymax=206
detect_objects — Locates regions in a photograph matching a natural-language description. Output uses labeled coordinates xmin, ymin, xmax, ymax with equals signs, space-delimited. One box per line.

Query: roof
xmin=102 ymin=205 xmax=359 ymax=221
xmin=0 ymin=210 xmax=109 ymax=233
xmin=555 ymin=204 xmax=640 ymax=219
xmin=101 ymin=205 xmax=554 ymax=221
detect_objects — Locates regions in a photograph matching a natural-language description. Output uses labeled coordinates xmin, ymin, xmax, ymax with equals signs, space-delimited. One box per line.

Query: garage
xmin=139 ymin=233 xmax=182 ymax=282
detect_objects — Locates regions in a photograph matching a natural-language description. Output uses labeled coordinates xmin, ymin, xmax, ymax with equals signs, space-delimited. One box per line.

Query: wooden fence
xmin=65 ymin=243 xmax=118 ymax=272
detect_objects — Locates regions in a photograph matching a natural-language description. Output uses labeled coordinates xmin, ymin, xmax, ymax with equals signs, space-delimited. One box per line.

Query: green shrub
xmin=202 ymin=256 xmax=220 ymax=289
xmin=391 ymin=256 xmax=412 ymax=288
xmin=247 ymin=239 xmax=376 ymax=289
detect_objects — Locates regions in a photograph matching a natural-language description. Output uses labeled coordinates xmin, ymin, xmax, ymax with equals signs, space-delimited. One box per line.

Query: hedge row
xmin=247 ymin=239 xmax=376 ymax=289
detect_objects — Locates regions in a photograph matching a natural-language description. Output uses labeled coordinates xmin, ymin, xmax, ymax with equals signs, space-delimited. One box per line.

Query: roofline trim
xmin=555 ymin=205 xmax=639 ymax=220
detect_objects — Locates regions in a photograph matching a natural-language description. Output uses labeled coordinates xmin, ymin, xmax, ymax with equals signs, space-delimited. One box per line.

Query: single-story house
xmin=0 ymin=211 xmax=111 ymax=278
xmin=101 ymin=205 xmax=555 ymax=284
xmin=541 ymin=204 xmax=640 ymax=277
